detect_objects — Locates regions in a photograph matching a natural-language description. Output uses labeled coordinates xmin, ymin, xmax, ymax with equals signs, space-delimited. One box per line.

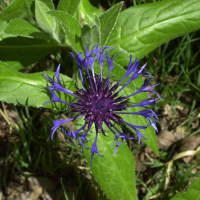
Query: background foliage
xmin=0 ymin=0 xmax=200 ymax=199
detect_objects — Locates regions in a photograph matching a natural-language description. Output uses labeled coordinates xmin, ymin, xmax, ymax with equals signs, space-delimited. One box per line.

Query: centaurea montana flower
xmin=42 ymin=45 xmax=160 ymax=165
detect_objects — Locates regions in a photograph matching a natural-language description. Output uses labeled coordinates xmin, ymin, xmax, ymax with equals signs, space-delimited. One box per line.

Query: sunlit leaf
xmin=0 ymin=62 xmax=75 ymax=109
xmin=171 ymin=178 xmax=200 ymax=200
xmin=76 ymin=118 xmax=138 ymax=200
xmin=105 ymin=0 xmax=200 ymax=65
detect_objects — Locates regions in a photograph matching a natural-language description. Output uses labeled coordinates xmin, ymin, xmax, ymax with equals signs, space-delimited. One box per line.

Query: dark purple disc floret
xmin=42 ymin=44 xmax=160 ymax=165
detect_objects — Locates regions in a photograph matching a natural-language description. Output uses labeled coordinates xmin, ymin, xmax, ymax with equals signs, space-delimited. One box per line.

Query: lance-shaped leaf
xmin=105 ymin=0 xmax=200 ymax=65
xmin=35 ymin=0 xmax=65 ymax=43
xmin=76 ymin=118 xmax=138 ymax=200
xmin=0 ymin=62 xmax=75 ymax=109
xmin=99 ymin=2 xmax=123 ymax=46
xmin=35 ymin=0 xmax=56 ymax=34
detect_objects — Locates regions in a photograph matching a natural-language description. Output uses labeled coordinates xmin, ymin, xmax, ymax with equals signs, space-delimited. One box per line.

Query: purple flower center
xmin=72 ymin=77 xmax=129 ymax=126
xmin=94 ymin=100 xmax=105 ymax=111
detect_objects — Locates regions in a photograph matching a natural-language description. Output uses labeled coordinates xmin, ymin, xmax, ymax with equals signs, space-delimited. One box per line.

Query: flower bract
xmin=42 ymin=45 xmax=160 ymax=165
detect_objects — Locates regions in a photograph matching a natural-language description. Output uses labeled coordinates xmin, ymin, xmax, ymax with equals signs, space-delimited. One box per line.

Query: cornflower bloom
xmin=42 ymin=45 xmax=160 ymax=165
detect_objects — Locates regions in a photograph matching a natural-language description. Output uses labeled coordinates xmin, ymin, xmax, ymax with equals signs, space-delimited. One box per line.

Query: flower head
xmin=42 ymin=45 xmax=160 ymax=165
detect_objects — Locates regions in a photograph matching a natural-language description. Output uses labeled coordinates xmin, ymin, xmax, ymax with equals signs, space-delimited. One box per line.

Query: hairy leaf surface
xmin=57 ymin=0 xmax=81 ymax=16
xmin=35 ymin=0 xmax=56 ymax=35
xmin=48 ymin=11 xmax=83 ymax=51
xmin=99 ymin=2 xmax=123 ymax=46
xmin=81 ymin=24 xmax=100 ymax=50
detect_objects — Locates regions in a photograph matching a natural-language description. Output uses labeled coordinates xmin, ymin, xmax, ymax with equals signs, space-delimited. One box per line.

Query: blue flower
xmin=42 ymin=45 xmax=160 ymax=165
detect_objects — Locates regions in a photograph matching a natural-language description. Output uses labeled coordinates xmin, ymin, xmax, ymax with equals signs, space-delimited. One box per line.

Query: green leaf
xmin=99 ymin=2 xmax=123 ymax=46
xmin=3 ymin=61 xmax=24 ymax=71
xmin=120 ymin=87 xmax=159 ymax=155
xmin=57 ymin=0 xmax=81 ymax=16
xmin=54 ymin=21 xmax=66 ymax=44
xmin=4 ymin=19 xmax=52 ymax=40
xmin=35 ymin=0 xmax=65 ymax=44
xmin=81 ymin=24 xmax=100 ymax=51
xmin=0 ymin=20 xmax=8 ymax=40
xmin=0 ymin=62 xmax=75 ymax=109
xmin=106 ymin=0 xmax=200 ymax=65
xmin=48 ymin=11 xmax=83 ymax=52
xmin=170 ymin=178 xmax=200 ymax=200
xmin=0 ymin=21 xmax=7 ymax=34
xmin=92 ymin=14 xmax=100 ymax=27
xmin=0 ymin=36 xmax=57 ymax=66
xmin=35 ymin=0 xmax=56 ymax=34
xmin=81 ymin=0 xmax=103 ymax=24
xmin=0 ymin=0 xmax=29 ymax=21
xmin=77 ymin=119 xmax=138 ymax=200
xmin=38 ymin=0 xmax=55 ymax=10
